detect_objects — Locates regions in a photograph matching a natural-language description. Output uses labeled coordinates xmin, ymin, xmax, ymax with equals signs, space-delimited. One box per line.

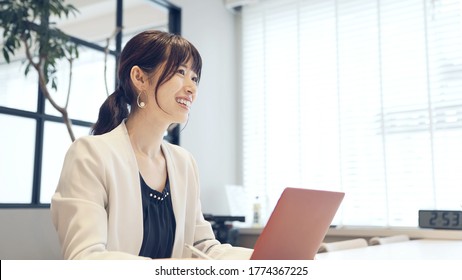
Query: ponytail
xmin=91 ymin=87 xmax=129 ymax=135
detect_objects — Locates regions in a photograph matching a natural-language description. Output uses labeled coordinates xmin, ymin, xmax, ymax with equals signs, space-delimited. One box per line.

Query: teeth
xmin=177 ymin=98 xmax=191 ymax=108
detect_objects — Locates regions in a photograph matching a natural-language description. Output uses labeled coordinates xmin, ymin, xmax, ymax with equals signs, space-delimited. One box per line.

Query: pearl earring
xmin=137 ymin=91 xmax=146 ymax=108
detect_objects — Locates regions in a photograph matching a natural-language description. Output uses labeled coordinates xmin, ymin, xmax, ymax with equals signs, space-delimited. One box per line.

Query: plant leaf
xmin=2 ymin=48 xmax=10 ymax=63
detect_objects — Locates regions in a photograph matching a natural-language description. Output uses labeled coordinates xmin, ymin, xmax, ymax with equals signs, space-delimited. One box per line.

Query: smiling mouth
xmin=176 ymin=98 xmax=191 ymax=108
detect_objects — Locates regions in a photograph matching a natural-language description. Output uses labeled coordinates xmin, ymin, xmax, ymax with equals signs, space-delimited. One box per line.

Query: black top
xmin=138 ymin=174 xmax=176 ymax=258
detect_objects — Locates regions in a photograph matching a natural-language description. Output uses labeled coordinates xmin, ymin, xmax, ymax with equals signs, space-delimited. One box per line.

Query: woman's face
xmin=147 ymin=60 xmax=199 ymax=124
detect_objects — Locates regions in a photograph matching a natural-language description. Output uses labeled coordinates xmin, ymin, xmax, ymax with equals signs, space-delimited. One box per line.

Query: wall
xmin=0 ymin=209 xmax=61 ymax=259
xmin=0 ymin=0 xmax=239 ymax=259
xmin=170 ymin=0 xmax=240 ymax=215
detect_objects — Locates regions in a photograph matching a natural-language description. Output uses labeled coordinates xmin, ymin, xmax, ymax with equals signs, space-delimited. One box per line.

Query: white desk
xmin=315 ymin=239 xmax=462 ymax=260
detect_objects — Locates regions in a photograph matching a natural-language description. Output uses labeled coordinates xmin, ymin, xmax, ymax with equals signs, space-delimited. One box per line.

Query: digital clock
xmin=418 ymin=210 xmax=462 ymax=230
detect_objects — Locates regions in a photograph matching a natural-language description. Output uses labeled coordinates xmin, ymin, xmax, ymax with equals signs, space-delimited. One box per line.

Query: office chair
xmin=368 ymin=234 xmax=410 ymax=246
xmin=317 ymin=238 xmax=368 ymax=253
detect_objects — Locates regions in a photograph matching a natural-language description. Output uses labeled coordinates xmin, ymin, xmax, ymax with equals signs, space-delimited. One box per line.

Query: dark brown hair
xmin=91 ymin=30 xmax=202 ymax=135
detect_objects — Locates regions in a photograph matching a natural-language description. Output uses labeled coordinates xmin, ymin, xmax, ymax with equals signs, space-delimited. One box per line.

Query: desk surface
xmin=315 ymin=239 xmax=462 ymax=260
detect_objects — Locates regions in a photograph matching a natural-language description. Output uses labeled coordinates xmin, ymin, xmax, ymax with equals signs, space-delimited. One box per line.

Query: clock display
xmin=418 ymin=210 xmax=462 ymax=230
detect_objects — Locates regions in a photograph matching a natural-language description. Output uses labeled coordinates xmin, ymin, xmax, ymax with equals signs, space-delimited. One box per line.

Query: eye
xmin=192 ymin=76 xmax=199 ymax=84
xmin=177 ymin=68 xmax=186 ymax=75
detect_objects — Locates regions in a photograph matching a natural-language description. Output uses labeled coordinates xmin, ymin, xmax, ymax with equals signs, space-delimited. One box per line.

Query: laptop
xmin=249 ymin=187 xmax=345 ymax=260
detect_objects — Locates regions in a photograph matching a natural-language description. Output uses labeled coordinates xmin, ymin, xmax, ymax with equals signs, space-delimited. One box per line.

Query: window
xmin=241 ymin=0 xmax=462 ymax=227
xmin=0 ymin=44 xmax=115 ymax=205
xmin=0 ymin=0 xmax=176 ymax=207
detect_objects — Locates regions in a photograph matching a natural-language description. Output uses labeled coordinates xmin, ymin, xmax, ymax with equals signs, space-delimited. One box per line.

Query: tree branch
xmin=104 ymin=27 xmax=122 ymax=96
xmin=64 ymin=57 xmax=73 ymax=109
xmin=23 ymin=36 xmax=76 ymax=142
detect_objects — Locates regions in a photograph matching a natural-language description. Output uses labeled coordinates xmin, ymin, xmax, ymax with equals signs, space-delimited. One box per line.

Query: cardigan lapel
xmin=161 ymin=142 xmax=187 ymax=258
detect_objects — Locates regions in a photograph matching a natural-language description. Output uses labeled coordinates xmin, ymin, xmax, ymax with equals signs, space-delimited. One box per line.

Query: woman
xmin=51 ymin=30 xmax=250 ymax=260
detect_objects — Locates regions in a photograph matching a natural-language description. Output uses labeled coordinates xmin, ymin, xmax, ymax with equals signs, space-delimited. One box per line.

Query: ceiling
xmin=0 ymin=0 xmax=169 ymax=64
xmin=57 ymin=0 xmax=169 ymax=43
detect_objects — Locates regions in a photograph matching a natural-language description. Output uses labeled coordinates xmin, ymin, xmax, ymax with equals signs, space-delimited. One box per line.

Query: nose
xmin=185 ymin=79 xmax=197 ymax=95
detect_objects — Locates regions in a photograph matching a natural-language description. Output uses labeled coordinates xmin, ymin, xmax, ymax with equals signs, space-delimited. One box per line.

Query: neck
xmin=125 ymin=112 xmax=170 ymax=158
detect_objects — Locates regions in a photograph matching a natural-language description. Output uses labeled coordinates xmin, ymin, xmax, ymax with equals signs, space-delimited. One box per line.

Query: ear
xmin=130 ymin=66 xmax=146 ymax=92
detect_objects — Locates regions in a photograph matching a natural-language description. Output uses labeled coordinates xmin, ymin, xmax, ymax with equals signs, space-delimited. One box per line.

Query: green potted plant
xmin=1 ymin=0 xmax=80 ymax=141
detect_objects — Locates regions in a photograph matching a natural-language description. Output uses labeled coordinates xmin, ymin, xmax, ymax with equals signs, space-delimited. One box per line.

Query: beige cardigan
xmin=51 ymin=121 xmax=229 ymax=259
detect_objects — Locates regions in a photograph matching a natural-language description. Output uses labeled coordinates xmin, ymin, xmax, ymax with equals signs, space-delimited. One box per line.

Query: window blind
xmin=241 ymin=0 xmax=462 ymax=227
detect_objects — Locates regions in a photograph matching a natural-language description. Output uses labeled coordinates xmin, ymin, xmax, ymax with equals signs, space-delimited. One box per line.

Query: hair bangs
xmin=161 ymin=36 xmax=202 ymax=84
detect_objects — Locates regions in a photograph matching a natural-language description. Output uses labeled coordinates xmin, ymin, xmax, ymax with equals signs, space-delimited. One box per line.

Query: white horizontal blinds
xmin=263 ymin=0 xmax=301 ymax=208
xmin=299 ymin=1 xmax=339 ymax=190
xmin=298 ymin=0 xmax=343 ymax=224
xmin=428 ymin=0 xmax=462 ymax=210
xmin=379 ymin=0 xmax=432 ymax=226
xmin=242 ymin=4 xmax=266 ymax=211
xmin=242 ymin=0 xmax=301 ymax=218
xmin=335 ymin=0 xmax=387 ymax=226
xmin=242 ymin=0 xmax=462 ymax=227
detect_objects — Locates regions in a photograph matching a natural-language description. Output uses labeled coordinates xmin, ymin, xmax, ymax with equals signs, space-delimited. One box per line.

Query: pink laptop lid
xmin=250 ymin=187 xmax=345 ymax=260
